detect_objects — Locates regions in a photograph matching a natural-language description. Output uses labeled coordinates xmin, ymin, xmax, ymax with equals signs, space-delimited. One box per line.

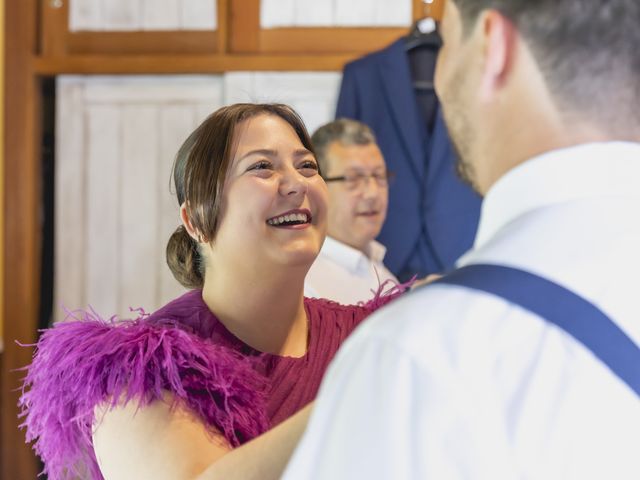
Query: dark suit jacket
xmin=336 ymin=38 xmax=481 ymax=277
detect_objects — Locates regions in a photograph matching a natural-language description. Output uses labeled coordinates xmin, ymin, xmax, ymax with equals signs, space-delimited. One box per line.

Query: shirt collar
xmin=474 ymin=142 xmax=640 ymax=249
xmin=321 ymin=236 xmax=387 ymax=272
xmin=366 ymin=239 xmax=388 ymax=263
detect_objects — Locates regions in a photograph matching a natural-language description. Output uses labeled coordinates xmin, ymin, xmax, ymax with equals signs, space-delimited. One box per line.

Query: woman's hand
xmin=411 ymin=273 xmax=443 ymax=290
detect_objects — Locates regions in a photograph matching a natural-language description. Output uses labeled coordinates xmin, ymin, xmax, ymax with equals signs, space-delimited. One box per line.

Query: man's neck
xmin=480 ymin=104 xmax=615 ymax=196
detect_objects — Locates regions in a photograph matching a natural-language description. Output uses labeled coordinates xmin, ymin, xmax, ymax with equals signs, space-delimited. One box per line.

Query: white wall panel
xmin=83 ymin=76 xmax=223 ymax=103
xmin=261 ymin=0 xmax=411 ymax=28
xmin=260 ymin=0 xmax=295 ymax=28
xmin=56 ymin=75 xmax=224 ymax=320
xmin=69 ymin=0 xmax=216 ymax=31
xmin=195 ymin=102 xmax=222 ymax=124
xmin=55 ymin=78 xmax=87 ymax=322
xmin=141 ymin=0 xmax=180 ymax=30
xmin=69 ymin=0 xmax=102 ymax=31
xmin=293 ymin=99 xmax=335 ymax=136
xmin=158 ymin=105 xmax=198 ymax=305
xmin=294 ymin=0 xmax=333 ymax=27
xmin=119 ymin=106 xmax=160 ymax=314
xmin=374 ymin=0 xmax=412 ymax=27
xmin=85 ymin=105 xmax=121 ymax=318
xmin=335 ymin=0 xmax=375 ymax=26
xmin=223 ymin=74 xmax=256 ymax=102
xmin=181 ymin=0 xmax=218 ymax=30
xmin=224 ymin=72 xmax=341 ymax=133
xmin=72 ymin=0 xmax=409 ymax=31
xmin=103 ymin=0 xmax=141 ymax=31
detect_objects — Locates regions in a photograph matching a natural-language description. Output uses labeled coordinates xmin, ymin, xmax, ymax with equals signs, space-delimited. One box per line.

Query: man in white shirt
xmin=304 ymin=119 xmax=398 ymax=304
xmin=285 ymin=0 xmax=640 ymax=478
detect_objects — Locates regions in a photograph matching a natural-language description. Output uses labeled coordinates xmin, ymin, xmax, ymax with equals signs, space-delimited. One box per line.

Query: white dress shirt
xmin=285 ymin=142 xmax=640 ymax=480
xmin=305 ymin=236 xmax=398 ymax=304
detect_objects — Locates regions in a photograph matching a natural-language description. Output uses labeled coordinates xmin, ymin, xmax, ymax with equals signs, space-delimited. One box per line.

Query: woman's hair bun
xmin=166 ymin=225 xmax=204 ymax=289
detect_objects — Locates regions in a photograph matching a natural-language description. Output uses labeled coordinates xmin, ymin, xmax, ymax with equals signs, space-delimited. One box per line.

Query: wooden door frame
xmin=2 ymin=0 xmax=41 ymax=478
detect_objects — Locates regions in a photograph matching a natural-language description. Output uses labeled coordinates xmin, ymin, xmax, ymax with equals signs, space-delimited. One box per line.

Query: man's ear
xmin=479 ymin=10 xmax=517 ymax=100
xmin=180 ymin=203 xmax=204 ymax=243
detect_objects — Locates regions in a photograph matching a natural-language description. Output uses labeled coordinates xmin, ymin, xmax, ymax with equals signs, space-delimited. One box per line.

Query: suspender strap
xmin=435 ymin=264 xmax=640 ymax=397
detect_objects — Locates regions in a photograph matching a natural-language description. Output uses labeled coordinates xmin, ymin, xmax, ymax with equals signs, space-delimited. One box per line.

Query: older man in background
xmin=304 ymin=119 xmax=398 ymax=304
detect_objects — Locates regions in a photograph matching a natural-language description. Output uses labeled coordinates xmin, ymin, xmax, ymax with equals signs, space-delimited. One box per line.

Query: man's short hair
xmin=311 ymin=119 xmax=377 ymax=175
xmin=454 ymin=0 xmax=640 ymax=132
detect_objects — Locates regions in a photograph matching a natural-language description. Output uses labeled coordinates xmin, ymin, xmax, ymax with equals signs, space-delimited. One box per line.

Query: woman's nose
xmin=279 ymin=167 xmax=308 ymax=197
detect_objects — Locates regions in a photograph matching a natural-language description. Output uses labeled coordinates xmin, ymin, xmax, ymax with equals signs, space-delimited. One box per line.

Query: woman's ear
xmin=180 ymin=203 xmax=204 ymax=243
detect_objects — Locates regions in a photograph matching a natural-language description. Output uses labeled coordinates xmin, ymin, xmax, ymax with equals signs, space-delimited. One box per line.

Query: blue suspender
xmin=434 ymin=264 xmax=640 ymax=397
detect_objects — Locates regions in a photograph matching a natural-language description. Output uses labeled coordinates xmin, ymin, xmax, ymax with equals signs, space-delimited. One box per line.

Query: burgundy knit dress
xmin=19 ymin=286 xmax=404 ymax=479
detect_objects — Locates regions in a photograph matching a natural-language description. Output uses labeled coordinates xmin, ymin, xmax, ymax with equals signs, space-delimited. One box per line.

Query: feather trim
xmin=358 ymin=276 xmax=415 ymax=312
xmin=18 ymin=309 xmax=268 ymax=480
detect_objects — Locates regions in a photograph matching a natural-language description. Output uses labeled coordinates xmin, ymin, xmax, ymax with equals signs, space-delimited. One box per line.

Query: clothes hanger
xmin=404 ymin=0 xmax=442 ymax=52
xmin=404 ymin=1 xmax=442 ymax=91
xmin=404 ymin=18 xmax=441 ymax=51
xmin=405 ymin=21 xmax=440 ymax=90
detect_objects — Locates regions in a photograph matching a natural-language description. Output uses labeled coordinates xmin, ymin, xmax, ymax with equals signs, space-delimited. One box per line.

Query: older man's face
xmin=325 ymin=142 xmax=389 ymax=252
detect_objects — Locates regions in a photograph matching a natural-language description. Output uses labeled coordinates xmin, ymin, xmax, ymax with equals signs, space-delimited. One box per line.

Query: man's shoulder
xmin=345 ymin=282 xmax=543 ymax=369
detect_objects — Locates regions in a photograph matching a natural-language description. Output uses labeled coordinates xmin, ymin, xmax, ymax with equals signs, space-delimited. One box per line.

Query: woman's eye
xmin=248 ymin=160 xmax=272 ymax=171
xmin=299 ymin=160 xmax=319 ymax=171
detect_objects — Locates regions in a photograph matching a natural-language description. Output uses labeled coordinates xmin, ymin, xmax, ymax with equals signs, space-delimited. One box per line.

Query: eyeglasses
xmin=323 ymin=171 xmax=395 ymax=191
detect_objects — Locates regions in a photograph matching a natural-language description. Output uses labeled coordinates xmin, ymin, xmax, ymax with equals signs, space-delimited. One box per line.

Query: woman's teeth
xmin=267 ymin=212 xmax=309 ymax=226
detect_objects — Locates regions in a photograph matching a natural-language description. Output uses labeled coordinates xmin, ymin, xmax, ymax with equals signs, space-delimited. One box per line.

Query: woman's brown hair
xmin=166 ymin=103 xmax=314 ymax=289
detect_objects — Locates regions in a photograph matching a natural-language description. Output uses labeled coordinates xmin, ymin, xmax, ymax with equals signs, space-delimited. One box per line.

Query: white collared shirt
xmin=305 ymin=236 xmax=398 ymax=305
xmin=285 ymin=142 xmax=640 ymax=480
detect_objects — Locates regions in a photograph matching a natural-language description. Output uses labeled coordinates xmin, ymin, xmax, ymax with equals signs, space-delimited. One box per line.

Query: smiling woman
xmin=18 ymin=103 xmax=409 ymax=480
xmin=166 ymin=105 xmax=327 ymax=291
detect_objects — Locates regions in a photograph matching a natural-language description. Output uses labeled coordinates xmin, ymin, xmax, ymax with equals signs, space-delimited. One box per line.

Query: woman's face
xmin=210 ymin=114 xmax=328 ymax=271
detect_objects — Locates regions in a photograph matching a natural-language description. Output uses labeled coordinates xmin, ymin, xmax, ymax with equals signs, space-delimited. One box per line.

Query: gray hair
xmin=311 ymin=118 xmax=377 ymax=175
